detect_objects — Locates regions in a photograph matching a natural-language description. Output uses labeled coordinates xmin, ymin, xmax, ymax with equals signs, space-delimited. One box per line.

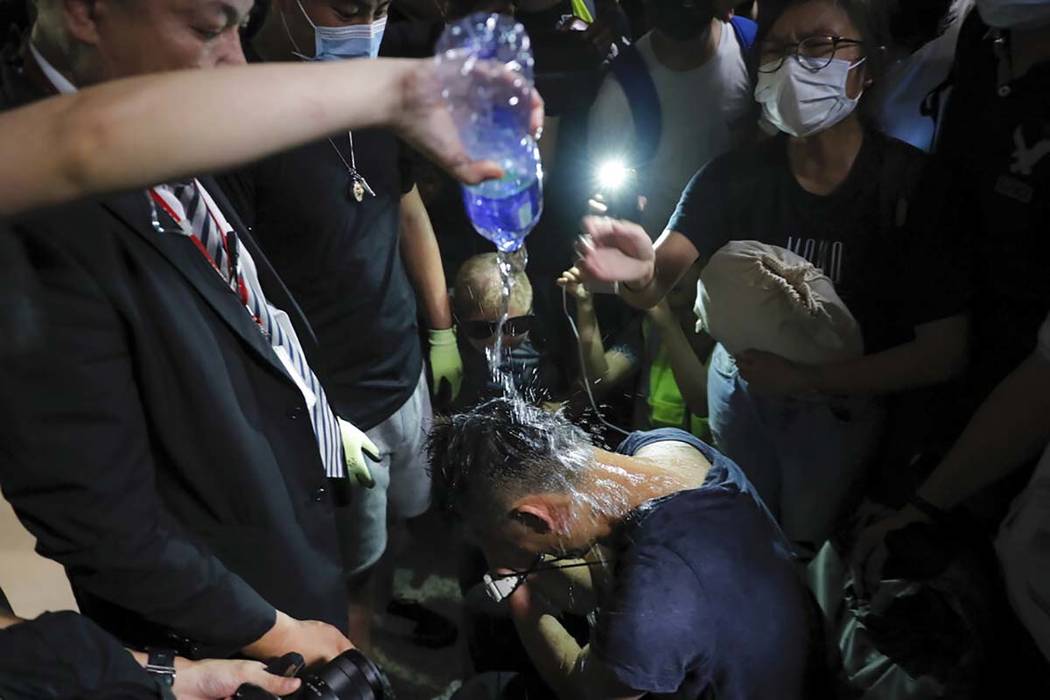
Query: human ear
xmin=63 ymin=0 xmax=103 ymax=46
xmin=511 ymin=504 xmax=554 ymax=534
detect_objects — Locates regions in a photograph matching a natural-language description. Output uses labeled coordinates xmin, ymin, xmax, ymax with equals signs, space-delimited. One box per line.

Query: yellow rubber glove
xmin=429 ymin=328 xmax=463 ymax=402
xmin=338 ymin=419 xmax=379 ymax=488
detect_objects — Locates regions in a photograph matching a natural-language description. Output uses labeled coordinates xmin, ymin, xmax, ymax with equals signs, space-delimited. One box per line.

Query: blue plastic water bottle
xmin=435 ymin=13 xmax=543 ymax=253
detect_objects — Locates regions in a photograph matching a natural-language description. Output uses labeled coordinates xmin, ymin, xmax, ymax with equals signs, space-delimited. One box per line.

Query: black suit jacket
xmin=0 ymin=58 xmax=346 ymax=653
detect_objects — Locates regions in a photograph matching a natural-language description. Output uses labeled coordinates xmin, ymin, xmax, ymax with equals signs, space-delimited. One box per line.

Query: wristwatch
xmin=144 ymin=648 xmax=177 ymax=688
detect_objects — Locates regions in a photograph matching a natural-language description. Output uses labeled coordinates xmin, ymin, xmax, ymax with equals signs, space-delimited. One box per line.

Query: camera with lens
xmin=235 ymin=649 xmax=394 ymax=700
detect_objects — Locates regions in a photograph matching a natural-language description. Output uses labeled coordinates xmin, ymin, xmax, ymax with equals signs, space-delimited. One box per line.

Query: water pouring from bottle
xmin=436 ymin=13 xmax=543 ymax=387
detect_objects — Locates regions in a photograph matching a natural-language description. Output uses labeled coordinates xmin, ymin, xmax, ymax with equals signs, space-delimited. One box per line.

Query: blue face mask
xmin=294 ymin=0 xmax=386 ymax=60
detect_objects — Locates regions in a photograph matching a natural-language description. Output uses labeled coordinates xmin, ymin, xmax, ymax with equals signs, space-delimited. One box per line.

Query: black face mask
xmin=648 ymin=0 xmax=714 ymax=42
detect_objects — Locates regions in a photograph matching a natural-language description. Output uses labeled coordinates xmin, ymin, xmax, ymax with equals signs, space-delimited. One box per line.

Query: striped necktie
xmin=170 ymin=182 xmax=346 ymax=478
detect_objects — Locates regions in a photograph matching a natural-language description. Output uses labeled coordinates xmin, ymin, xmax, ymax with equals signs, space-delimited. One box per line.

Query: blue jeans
xmin=707 ymin=344 xmax=883 ymax=554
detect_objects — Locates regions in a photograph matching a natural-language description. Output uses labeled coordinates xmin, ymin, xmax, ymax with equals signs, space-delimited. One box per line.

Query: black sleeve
xmin=0 ymin=613 xmax=166 ymax=700
xmin=397 ymin=140 xmax=417 ymax=195
xmin=0 ymin=232 xmax=276 ymax=652
xmin=666 ymin=155 xmax=734 ymax=261
xmin=216 ymin=166 xmax=259 ymax=230
xmin=894 ymin=158 xmax=974 ymax=327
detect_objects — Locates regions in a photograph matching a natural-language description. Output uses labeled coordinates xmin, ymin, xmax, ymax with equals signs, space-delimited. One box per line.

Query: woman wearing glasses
xmin=573 ymin=0 xmax=970 ymax=556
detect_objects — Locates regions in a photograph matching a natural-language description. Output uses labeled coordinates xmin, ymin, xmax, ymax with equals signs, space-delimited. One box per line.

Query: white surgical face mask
xmin=977 ymin=0 xmax=1050 ymax=29
xmin=295 ymin=0 xmax=387 ymax=60
xmin=755 ymin=55 xmax=866 ymax=138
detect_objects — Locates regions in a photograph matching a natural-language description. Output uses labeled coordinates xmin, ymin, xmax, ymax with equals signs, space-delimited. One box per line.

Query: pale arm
xmin=507 ymin=582 xmax=643 ymax=700
xmin=917 ymin=351 xmax=1050 ymax=511
xmin=851 ymin=347 xmax=1050 ymax=596
xmin=557 ymin=268 xmax=638 ymax=398
xmin=648 ymin=303 xmax=713 ymax=417
xmin=399 ymin=186 xmax=453 ymax=330
xmin=739 ymin=315 xmax=970 ymax=397
xmin=576 ymin=217 xmax=701 ymax=311
xmin=0 ymin=58 xmax=542 ymax=216
xmin=808 ymin=315 xmax=969 ymax=395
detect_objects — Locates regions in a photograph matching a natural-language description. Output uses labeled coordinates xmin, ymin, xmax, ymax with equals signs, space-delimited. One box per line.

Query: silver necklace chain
xmin=327 ymin=130 xmax=375 ymax=199
xmin=278 ymin=5 xmax=375 ymax=200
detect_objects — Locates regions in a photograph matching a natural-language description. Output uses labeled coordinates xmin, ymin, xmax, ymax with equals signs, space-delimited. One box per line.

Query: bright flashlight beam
xmin=596 ymin=159 xmax=630 ymax=192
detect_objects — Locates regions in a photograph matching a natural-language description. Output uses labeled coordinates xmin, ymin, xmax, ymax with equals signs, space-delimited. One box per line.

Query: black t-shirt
xmin=669 ymin=129 xmax=967 ymax=354
xmin=517 ymin=1 xmax=629 ymax=117
xmin=935 ymin=13 xmax=1050 ymax=394
xmin=0 ymin=219 xmax=42 ymax=360
xmin=0 ymin=612 xmax=168 ymax=700
xmin=220 ymin=130 xmax=421 ymax=430
xmin=593 ymin=429 xmax=815 ymax=699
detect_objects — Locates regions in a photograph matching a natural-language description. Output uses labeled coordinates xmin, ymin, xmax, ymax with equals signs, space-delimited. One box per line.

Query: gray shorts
xmin=336 ymin=369 xmax=433 ymax=577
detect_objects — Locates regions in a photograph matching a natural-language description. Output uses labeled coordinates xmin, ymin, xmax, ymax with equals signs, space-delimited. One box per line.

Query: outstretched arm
xmin=575 ymin=217 xmax=701 ymax=311
xmin=557 ymin=267 xmax=639 ymax=398
xmin=0 ymin=58 xmax=542 ymax=216
xmin=851 ymin=343 xmax=1050 ymax=596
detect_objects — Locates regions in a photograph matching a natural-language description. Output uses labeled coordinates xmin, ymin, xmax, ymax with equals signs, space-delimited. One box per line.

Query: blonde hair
xmin=453 ymin=253 xmax=532 ymax=318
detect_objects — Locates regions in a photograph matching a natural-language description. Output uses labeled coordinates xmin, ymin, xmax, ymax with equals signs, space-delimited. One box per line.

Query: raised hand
xmin=574 ymin=216 xmax=656 ymax=286
xmin=394 ymin=60 xmax=544 ymax=186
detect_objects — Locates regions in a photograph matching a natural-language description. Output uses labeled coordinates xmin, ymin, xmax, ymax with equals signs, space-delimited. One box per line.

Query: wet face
xmin=71 ymin=0 xmax=252 ymax=82
xmin=477 ymin=506 xmax=594 ymax=572
xmin=760 ymin=0 xmax=870 ymax=99
xmin=460 ymin=295 xmax=532 ymax=353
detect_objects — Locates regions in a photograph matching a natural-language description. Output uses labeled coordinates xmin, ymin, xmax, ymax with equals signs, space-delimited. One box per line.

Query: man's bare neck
xmin=595 ymin=443 xmax=710 ymax=504
xmin=30 ymin=27 xmax=85 ymax=87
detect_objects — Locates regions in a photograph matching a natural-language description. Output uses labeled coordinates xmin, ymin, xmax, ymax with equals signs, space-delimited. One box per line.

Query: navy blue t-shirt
xmin=591 ymin=429 xmax=815 ymax=699
xmin=668 ymin=130 xmax=968 ymax=354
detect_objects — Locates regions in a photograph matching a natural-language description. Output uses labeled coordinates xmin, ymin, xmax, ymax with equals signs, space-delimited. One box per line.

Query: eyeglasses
xmin=482 ymin=553 xmax=599 ymax=602
xmin=460 ymin=314 xmax=535 ymax=341
xmin=758 ymin=35 xmax=865 ymax=74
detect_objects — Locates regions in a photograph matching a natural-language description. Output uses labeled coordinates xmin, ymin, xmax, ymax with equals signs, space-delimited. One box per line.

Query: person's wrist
xmin=142 ymin=648 xmax=178 ymax=690
xmin=170 ymin=656 xmax=196 ymax=695
xmin=429 ymin=327 xmax=457 ymax=345
xmin=386 ymin=59 xmax=418 ymax=134
xmin=908 ymin=492 xmax=951 ymax=524
xmin=243 ymin=610 xmax=287 ymax=659
xmin=621 ymin=266 xmax=655 ymax=294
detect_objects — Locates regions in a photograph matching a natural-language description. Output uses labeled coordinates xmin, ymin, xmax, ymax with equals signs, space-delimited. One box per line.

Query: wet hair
xmin=453 ymin=253 xmax=532 ymax=319
xmin=427 ymin=397 xmax=593 ymax=527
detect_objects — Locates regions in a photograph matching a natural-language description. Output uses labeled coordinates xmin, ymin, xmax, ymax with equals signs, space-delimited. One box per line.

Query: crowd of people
xmin=0 ymin=0 xmax=1048 ymax=698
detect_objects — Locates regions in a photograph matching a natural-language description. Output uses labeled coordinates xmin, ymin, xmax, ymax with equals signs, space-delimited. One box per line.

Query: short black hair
xmin=427 ymin=398 xmax=593 ymax=527
xmin=755 ymin=0 xmax=892 ymax=83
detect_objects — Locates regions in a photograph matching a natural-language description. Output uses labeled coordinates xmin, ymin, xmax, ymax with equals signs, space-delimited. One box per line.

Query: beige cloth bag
xmin=695 ymin=241 xmax=864 ymax=364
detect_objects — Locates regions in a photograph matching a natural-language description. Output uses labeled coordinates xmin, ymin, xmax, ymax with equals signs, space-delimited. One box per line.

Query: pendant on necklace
xmin=351 ymin=178 xmax=365 ymax=203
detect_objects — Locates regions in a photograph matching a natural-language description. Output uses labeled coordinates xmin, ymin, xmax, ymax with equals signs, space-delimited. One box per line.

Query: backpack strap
xmin=609 ymin=43 xmax=662 ymax=166
xmin=729 ymin=15 xmax=758 ymax=53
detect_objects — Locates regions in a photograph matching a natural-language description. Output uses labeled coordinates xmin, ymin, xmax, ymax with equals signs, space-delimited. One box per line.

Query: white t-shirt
xmin=587 ymin=23 xmax=751 ymax=239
